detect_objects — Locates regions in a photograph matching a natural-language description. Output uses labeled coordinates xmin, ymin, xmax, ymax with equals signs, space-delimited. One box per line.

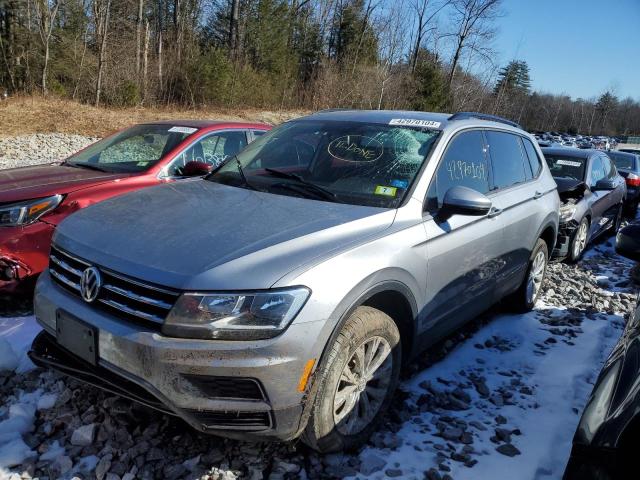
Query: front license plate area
xmin=56 ymin=311 xmax=98 ymax=366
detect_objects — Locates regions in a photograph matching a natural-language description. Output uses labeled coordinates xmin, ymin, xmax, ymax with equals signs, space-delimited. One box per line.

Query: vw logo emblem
xmin=80 ymin=267 xmax=102 ymax=303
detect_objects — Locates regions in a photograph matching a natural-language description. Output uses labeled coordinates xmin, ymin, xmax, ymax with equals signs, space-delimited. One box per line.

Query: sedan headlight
xmin=559 ymin=203 xmax=577 ymax=223
xmin=0 ymin=195 xmax=63 ymax=226
xmin=163 ymin=287 xmax=311 ymax=340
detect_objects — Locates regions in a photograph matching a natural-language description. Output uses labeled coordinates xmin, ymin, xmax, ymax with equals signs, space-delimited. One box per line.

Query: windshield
xmin=206 ymin=120 xmax=440 ymax=208
xmin=544 ymin=154 xmax=587 ymax=181
xmin=65 ymin=124 xmax=197 ymax=173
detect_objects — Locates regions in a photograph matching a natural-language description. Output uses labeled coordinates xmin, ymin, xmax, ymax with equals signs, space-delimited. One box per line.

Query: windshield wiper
xmin=64 ymin=162 xmax=108 ymax=172
xmin=264 ymin=168 xmax=337 ymax=201
xmin=234 ymin=156 xmax=257 ymax=191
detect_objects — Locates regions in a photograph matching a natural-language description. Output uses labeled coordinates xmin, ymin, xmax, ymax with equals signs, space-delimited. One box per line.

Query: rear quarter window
xmin=522 ymin=138 xmax=543 ymax=177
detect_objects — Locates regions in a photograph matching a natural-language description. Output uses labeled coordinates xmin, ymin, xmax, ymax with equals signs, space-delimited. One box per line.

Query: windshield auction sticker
xmin=389 ymin=118 xmax=441 ymax=129
xmin=374 ymin=185 xmax=397 ymax=196
xmin=168 ymin=126 xmax=198 ymax=134
xmin=328 ymin=135 xmax=383 ymax=162
xmin=556 ymin=159 xmax=582 ymax=167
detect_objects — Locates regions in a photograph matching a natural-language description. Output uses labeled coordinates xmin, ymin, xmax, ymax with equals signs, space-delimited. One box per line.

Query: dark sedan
xmin=564 ymin=223 xmax=640 ymax=480
xmin=542 ymin=148 xmax=626 ymax=262
xmin=607 ymin=150 xmax=640 ymax=217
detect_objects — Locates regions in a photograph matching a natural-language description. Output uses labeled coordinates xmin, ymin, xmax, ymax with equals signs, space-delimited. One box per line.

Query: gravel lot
xmin=0 ymin=134 xmax=96 ymax=170
xmin=0 ymin=135 xmax=637 ymax=480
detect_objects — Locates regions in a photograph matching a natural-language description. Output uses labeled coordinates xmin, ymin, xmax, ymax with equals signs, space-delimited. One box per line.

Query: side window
xmin=168 ymin=131 xmax=248 ymax=176
xmin=252 ymin=129 xmax=267 ymax=140
xmin=426 ymin=130 xmax=490 ymax=210
xmin=589 ymin=156 xmax=605 ymax=187
xmin=485 ymin=131 xmax=527 ymax=190
xmin=604 ymin=156 xmax=617 ymax=179
xmin=521 ymin=137 xmax=543 ymax=177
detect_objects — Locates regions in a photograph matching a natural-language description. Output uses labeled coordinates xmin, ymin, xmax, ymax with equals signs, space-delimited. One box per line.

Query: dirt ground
xmin=0 ymin=96 xmax=306 ymax=138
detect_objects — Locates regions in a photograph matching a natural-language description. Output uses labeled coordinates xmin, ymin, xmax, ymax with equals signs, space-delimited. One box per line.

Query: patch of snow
xmin=36 ymin=393 xmax=58 ymax=411
xmin=0 ymin=316 xmax=40 ymax=373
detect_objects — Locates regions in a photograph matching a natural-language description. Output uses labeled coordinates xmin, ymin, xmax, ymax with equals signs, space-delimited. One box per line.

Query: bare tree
xmin=409 ymin=0 xmax=449 ymax=73
xmin=444 ymin=0 xmax=501 ymax=88
xmin=136 ymin=0 xmax=144 ymax=77
xmin=33 ymin=0 xmax=60 ymax=94
xmin=94 ymin=0 xmax=112 ymax=106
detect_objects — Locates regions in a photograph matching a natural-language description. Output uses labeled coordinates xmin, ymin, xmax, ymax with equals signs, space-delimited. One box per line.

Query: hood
xmin=0 ymin=164 xmax=131 ymax=203
xmin=54 ymin=180 xmax=396 ymax=290
xmin=554 ymin=177 xmax=586 ymax=201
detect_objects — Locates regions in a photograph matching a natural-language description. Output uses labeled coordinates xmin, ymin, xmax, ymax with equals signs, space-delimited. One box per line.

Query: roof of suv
xmin=302 ymin=109 xmax=522 ymax=130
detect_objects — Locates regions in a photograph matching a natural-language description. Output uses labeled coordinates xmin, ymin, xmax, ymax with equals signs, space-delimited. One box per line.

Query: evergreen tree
xmin=411 ymin=49 xmax=450 ymax=112
xmin=493 ymin=60 xmax=531 ymax=96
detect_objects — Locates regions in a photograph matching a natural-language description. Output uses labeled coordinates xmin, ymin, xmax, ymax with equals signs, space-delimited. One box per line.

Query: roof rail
xmin=448 ymin=112 xmax=521 ymax=129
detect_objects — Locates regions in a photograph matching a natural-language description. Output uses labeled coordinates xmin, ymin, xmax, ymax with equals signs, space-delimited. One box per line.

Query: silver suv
xmin=31 ymin=110 xmax=559 ymax=452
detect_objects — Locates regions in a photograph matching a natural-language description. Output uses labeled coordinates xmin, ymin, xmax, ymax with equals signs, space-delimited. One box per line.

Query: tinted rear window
xmin=608 ymin=152 xmax=637 ymax=170
xmin=544 ymin=154 xmax=586 ymax=180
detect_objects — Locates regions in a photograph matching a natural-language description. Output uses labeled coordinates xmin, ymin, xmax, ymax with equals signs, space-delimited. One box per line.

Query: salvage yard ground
xmin=0 ymin=132 xmax=638 ymax=480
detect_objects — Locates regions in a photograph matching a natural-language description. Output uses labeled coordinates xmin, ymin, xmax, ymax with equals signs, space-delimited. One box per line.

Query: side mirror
xmin=593 ymin=178 xmax=616 ymax=191
xmin=182 ymin=160 xmax=212 ymax=177
xmin=441 ymin=186 xmax=492 ymax=217
xmin=616 ymin=224 xmax=640 ymax=262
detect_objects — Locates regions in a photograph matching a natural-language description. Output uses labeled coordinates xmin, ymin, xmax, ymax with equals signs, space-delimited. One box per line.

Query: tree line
xmin=1 ymin=0 xmax=638 ymax=135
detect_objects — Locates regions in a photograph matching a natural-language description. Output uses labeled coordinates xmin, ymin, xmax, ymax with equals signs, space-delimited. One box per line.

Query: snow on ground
xmin=0 ymin=316 xmax=40 ymax=374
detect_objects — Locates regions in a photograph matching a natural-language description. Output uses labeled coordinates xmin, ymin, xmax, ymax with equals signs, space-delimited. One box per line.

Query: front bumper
xmin=552 ymin=220 xmax=579 ymax=258
xmin=0 ymin=221 xmax=55 ymax=292
xmin=33 ymin=271 xmax=330 ymax=441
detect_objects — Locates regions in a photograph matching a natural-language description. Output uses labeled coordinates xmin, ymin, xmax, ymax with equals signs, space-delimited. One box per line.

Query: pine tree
xmin=493 ymin=60 xmax=531 ymax=97
xmin=411 ymin=49 xmax=450 ymax=112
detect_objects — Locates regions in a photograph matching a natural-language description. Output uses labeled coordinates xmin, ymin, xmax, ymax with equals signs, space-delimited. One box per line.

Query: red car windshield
xmin=65 ymin=124 xmax=198 ymax=173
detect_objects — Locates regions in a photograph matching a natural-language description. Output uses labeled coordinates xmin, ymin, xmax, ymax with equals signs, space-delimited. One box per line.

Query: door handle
xmin=533 ymin=191 xmax=543 ymax=199
xmin=488 ymin=207 xmax=502 ymax=218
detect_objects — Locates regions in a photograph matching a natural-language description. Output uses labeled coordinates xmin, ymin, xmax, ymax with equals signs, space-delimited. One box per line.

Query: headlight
xmin=163 ymin=287 xmax=311 ymax=340
xmin=559 ymin=203 xmax=577 ymax=222
xmin=0 ymin=195 xmax=63 ymax=226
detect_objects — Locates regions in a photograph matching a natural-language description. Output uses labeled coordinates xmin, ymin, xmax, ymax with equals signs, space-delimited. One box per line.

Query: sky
xmin=494 ymin=0 xmax=640 ymax=101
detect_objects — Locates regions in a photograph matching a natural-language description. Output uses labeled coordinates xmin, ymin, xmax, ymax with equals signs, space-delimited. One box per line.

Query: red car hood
xmin=0 ymin=164 xmax=132 ymax=203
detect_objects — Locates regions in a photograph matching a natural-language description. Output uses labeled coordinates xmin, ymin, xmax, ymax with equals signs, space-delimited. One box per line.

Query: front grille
xmin=187 ymin=409 xmax=273 ymax=430
xmin=181 ymin=374 xmax=267 ymax=401
xmin=49 ymin=245 xmax=180 ymax=328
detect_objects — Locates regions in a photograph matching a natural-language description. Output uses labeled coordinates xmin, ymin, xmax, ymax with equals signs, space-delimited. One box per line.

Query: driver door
xmin=422 ymin=130 xmax=504 ymax=337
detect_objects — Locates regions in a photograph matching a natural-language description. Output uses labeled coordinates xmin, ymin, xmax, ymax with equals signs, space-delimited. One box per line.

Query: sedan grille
xmin=49 ymin=245 xmax=179 ymax=328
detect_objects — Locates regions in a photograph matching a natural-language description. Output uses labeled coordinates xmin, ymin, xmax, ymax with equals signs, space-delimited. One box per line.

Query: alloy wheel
xmin=573 ymin=221 xmax=588 ymax=259
xmin=333 ymin=336 xmax=393 ymax=435
xmin=526 ymin=250 xmax=547 ymax=304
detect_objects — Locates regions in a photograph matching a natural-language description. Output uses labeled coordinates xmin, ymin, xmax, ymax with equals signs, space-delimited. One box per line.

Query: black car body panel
xmin=565 ymin=223 xmax=640 ymax=479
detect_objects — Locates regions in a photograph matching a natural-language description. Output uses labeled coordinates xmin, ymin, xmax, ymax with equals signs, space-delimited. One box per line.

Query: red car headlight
xmin=0 ymin=195 xmax=63 ymax=227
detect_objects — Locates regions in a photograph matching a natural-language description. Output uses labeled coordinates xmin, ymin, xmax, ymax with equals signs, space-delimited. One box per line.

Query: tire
xmin=623 ymin=200 xmax=638 ymax=219
xmin=568 ymin=217 xmax=589 ymax=263
xmin=301 ymin=306 xmax=401 ymax=453
xmin=610 ymin=203 xmax=623 ymax=235
xmin=507 ymin=238 xmax=548 ymax=312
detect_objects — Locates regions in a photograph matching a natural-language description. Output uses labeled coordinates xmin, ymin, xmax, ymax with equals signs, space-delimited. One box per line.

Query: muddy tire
xmin=506 ymin=238 xmax=548 ymax=312
xmin=301 ymin=306 xmax=401 ymax=453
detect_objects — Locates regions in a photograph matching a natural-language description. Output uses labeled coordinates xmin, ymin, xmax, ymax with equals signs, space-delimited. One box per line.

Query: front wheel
xmin=301 ymin=306 xmax=401 ymax=453
xmin=568 ymin=217 xmax=589 ymax=263
xmin=507 ymin=238 xmax=548 ymax=312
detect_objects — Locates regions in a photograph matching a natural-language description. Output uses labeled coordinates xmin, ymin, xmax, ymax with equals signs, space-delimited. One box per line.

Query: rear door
xmin=422 ymin=129 xmax=504 ymax=336
xmin=484 ymin=130 xmax=544 ymax=297
xmin=587 ymin=155 xmax=610 ymax=236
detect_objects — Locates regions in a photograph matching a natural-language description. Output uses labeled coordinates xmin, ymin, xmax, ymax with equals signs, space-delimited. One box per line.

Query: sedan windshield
xmin=206 ymin=120 xmax=440 ymax=208
xmin=544 ymin=154 xmax=587 ymax=181
xmin=65 ymin=124 xmax=197 ymax=173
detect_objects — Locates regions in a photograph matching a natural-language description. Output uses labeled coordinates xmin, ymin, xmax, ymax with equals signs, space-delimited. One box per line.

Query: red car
xmin=0 ymin=120 xmax=271 ymax=292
